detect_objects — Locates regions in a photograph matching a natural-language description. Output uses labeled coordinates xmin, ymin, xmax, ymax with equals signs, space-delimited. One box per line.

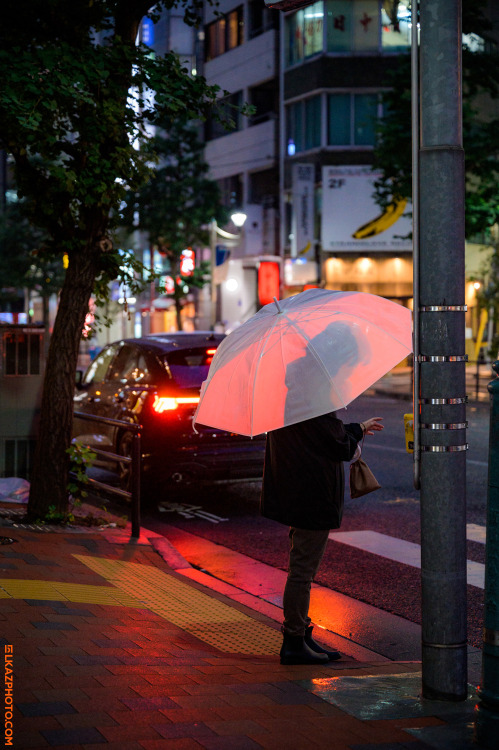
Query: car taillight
xmin=206 ymin=348 xmax=217 ymax=365
xmin=152 ymin=395 xmax=200 ymax=413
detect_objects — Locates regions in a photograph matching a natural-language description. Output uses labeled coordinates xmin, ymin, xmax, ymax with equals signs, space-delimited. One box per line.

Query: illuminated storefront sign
xmin=258 ymin=262 xmax=280 ymax=306
xmin=321 ymin=165 xmax=412 ymax=252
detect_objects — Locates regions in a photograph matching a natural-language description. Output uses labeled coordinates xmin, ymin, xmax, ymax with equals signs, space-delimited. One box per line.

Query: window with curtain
xmin=205 ymin=6 xmax=243 ymax=61
xmin=328 ymin=92 xmax=379 ymax=145
xmin=327 ymin=93 xmax=351 ymax=144
xmin=286 ymin=101 xmax=304 ymax=154
xmin=285 ymin=1 xmax=324 ymax=66
xmin=287 ymin=96 xmax=322 ymax=153
xmin=285 ymin=0 xmax=410 ymax=65
xmin=354 ymin=93 xmax=378 ymax=144
xmin=305 ymin=97 xmax=322 ymax=149
xmin=326 ymin=0 xmax=379 ymax=53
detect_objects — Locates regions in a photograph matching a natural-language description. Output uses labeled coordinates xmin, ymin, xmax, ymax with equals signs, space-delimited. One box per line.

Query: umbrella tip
xmin=273 ymin=297 xmax=282 ymax=313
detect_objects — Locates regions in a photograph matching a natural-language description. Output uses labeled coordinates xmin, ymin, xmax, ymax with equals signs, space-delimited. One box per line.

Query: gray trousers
xmin=282 ymin=527 xmax=330 ymax=637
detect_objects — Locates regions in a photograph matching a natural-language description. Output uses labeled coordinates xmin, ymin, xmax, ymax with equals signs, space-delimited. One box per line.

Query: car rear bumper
xmin=144 ymin=439 xmax=265 ymax=485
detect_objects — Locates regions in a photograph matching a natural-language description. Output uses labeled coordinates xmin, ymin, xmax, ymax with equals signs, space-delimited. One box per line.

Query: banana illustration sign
xmin=321 ymin=166 xmax=412 ymax=252
xmin=352 ymin=196 xmax=407 ymax=239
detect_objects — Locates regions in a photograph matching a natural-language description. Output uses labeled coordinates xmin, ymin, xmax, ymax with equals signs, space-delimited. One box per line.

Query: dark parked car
xmin=73 ymin=332 xmax=265 ymax=501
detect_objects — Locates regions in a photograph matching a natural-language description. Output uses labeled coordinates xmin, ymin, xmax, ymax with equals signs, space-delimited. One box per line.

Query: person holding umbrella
xmin=261 ymin=320 xmax=384 ymax=665
xmin=193 ymin=289 xmax=412 ymax=664
xmin=261 ymin=412 xmax=383 ymax=665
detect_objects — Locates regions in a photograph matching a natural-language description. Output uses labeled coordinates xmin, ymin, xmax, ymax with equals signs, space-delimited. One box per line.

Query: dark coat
xmin=260 ymin=412 xmax=363 ymax=530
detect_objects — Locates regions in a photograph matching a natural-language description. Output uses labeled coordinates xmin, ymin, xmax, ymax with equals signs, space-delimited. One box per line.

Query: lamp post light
xmin=209 ymin=213 xmax=247 ymax=329
xmin=231 ymin=211 xmax=247 ymax=228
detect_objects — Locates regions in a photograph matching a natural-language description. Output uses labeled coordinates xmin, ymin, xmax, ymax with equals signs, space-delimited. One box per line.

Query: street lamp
xmin=210 ymin=214 xmax=246 ymax=329
xmin=230 ymin=211 xmax=247 ymax=228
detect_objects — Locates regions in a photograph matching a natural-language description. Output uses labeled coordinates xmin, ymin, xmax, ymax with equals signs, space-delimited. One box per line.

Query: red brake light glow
xmin=153 ymin=395 xmax=200 ymax=413
xmin=206 ymin=348 xmax=217 ymax=365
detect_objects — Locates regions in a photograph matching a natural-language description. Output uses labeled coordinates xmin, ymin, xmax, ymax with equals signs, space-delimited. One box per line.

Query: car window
xmin=108 ymin=345 xmax=152 ymax=384
xmin=134 ymin=353 xmax=151 ymax=383
xmin=82 ymin=346 xmax=116 ymax=385
xmin=108 ymin=345 xmax=136 ymax=382
xmin=164 ymin=347 xmax=216 ymax=389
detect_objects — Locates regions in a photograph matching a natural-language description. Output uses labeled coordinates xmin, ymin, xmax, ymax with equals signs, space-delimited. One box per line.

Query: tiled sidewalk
xmin=0 ymin=510 xmax=478 ymax=749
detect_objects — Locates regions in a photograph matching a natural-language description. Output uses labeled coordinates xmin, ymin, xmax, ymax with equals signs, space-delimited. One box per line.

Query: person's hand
xmin=360 ymin=417 xmax=384 ymax=436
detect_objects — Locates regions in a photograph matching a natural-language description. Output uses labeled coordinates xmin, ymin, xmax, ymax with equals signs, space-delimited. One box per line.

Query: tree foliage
xmin=0 ymin=0 xmax=223 ymax=518
xmin=124 ymin=120 xmax=229 ymax=329
xmin=372 ymin=0 xmax=499 ymax=239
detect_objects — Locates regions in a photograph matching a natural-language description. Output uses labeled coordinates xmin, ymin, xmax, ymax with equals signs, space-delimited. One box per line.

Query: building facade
xmin=201 ymin=0 xmax=416 ymax=332
xmin=199 ymin=0 xmax=281 ymax=329
xmin=280 ymin=0 xmax=413 ymax=302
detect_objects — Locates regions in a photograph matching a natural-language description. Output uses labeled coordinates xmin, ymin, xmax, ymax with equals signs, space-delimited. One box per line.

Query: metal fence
xmin=73 ymin=411 xmax=141 ymax=538
xmin=467 ymin=361 xmax=494 ymax=402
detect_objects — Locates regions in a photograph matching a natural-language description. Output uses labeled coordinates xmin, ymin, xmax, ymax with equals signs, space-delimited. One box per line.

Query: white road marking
xmin=366 ymin=444 xmax=407 ymax=454
xmin=466 ymin=523 xmax=487 ymax=544
xmin=328 ymin=529 xmax=485 ymax=589
xmin=157 ymin=502 xmax=228 ymax=523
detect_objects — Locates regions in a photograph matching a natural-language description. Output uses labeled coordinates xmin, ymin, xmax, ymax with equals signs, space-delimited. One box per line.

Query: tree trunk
xmin=42 ymin=294 xmax=51 ymax=357
xmin=175 ymin=296 xmax=183 ymax=331
xmin=27 ymin=246 xmax=100 ymax=520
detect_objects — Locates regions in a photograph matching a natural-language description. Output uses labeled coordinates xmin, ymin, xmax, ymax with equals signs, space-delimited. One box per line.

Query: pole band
xmin=419 ymin=396 xmax=468 ymax=404
xmin=417 ymin=355 xmax=468 ymax=362
xmin=422 ymin=641 xmax=467 ymax=649
xmin=420 ymin=444 xmax=468 ymax=452
xmin=420 ymin=305 xmax=467 ymax=312
xmin=421 ymin=422 xmax=468 ymax=430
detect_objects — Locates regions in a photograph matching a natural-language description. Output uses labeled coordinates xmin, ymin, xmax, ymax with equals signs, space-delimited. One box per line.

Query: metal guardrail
xmin=468 ymin=361 xmax=494 ymax=402
xmin=73 ymin=411 xmax=141 ymax=538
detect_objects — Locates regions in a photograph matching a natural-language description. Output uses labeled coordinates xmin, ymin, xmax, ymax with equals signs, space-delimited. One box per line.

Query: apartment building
xmin=200 ymin=0 xmax=281 ymax=328
xmin=201 ymin=0 xmax=414 ymax=327
xmin=280 ymin=0 xmax=413 ymax=301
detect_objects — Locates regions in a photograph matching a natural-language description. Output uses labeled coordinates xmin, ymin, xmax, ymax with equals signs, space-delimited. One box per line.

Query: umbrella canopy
xmin=193 ymin=288 xmax=412 ymax=437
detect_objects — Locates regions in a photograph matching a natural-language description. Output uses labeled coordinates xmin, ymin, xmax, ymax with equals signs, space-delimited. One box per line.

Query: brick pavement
xmin=0 ymin=507 xmax=478 ymax=749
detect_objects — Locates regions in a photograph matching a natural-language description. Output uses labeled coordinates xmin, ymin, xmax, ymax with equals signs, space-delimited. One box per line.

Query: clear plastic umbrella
xmin=193 ymin=288 xmax=412 ymax=437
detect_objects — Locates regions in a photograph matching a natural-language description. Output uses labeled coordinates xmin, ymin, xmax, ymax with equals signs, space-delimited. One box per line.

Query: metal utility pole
xmin=417 ymin=0 xmax=468 ymax=700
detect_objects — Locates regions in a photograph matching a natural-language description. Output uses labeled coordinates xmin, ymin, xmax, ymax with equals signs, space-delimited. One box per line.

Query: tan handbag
xmin=349 ymin=439 xmax=381 ymax=499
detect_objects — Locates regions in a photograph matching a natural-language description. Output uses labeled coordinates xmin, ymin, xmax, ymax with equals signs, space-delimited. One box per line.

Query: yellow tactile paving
xmin=73 ymin=554 xmax=282 ymax=655
xmin=0 ymin=579 xmax=143 ymax=608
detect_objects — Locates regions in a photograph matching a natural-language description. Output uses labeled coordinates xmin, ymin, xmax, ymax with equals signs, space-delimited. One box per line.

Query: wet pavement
xmin=0 ymin=500 xmax=484 ymax=749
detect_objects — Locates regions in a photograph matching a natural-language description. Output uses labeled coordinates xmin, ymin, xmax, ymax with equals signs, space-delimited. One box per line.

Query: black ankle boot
xmin=280 ymin=632 xmax=329 ymax=665
xmin=305 ymin=626 xmax=341 ymax=662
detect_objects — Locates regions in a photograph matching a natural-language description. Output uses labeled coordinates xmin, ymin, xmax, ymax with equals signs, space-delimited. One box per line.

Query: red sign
xmin=180 ymin=248 xmax=195 ymax=276
xmin=258 ymin=262 xmax=280 ymax=306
